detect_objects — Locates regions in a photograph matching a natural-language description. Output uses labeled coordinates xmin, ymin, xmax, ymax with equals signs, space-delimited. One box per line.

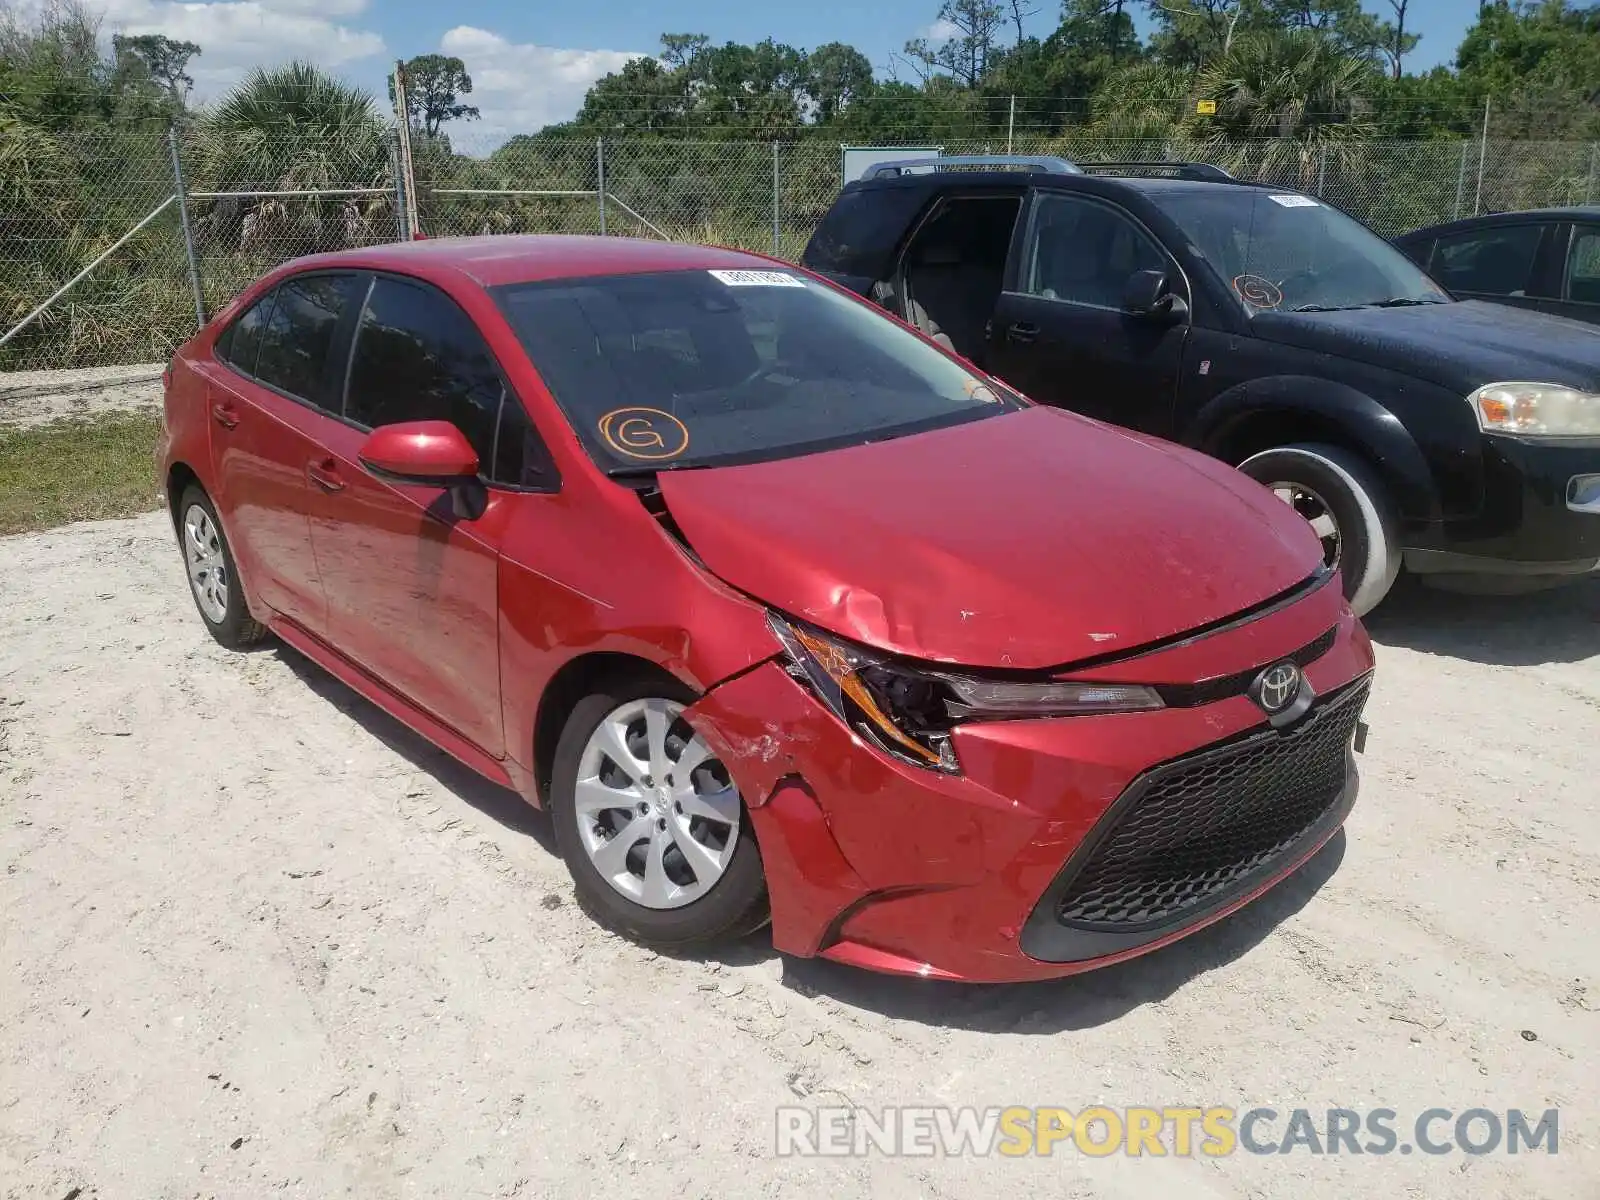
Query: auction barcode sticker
xmin=1268 ymin=194 xmax=1320 ymax=207
xmin=708 ymin=269 xmax=807 ymax=287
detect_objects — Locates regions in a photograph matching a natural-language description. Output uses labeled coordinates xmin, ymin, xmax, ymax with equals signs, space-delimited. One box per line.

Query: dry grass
xmin=0 ymin=411 xmax=164 ymax=535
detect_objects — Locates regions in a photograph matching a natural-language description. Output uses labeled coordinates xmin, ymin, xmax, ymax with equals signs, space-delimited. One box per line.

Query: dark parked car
xmin=1394 ymin=207 xmax=1600 ymax=326
xmin=801 ymin=157 xmax=1600 ymax=613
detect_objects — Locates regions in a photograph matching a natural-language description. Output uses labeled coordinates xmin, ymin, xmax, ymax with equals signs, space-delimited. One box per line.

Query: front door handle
xmin=307 ymin=459 xmax=345 ymax=493
xmin=1006 ymin=321 xmax=1039 ymax=344
xmin=210 ymin=402 xmax=240 ymax=429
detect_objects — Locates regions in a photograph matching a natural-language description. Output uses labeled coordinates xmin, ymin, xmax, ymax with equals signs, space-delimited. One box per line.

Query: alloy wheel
xmin=574 ymin=697 xmax=742 ymax=910
xmin=183 ymin=503 xmax=229 ymax=623
xmin=1267 ymin=481 xmax=1341 ymax=570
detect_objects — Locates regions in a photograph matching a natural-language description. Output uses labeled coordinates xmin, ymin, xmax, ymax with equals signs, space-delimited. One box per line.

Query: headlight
xmin=1467 ymin=383 xmax=1600 ymax=438
xmin=767 ymin=614 xmax=1164 ymax=773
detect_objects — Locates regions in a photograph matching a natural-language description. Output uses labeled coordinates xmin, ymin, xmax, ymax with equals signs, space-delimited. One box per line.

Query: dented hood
xmin=658 ymin=407 xmax=1325 ymax=670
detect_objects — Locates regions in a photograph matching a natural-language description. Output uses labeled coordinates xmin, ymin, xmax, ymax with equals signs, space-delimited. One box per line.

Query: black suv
xmin=801 ymin=156 xmax=1600 ymax=614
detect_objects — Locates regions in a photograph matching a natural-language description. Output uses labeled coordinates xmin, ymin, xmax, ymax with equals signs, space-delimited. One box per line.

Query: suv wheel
xmin=550 ymin=676 xmax=769 ymax=948
xmin=1238 ymin=443 xmax=1400 ymax=616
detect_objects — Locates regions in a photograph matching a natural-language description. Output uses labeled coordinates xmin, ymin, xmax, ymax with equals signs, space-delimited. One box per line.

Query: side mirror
xmin=358 ymin=420 xmax=486 ymax=519
xmin=1121 ymin=269 xmax=1189 ymax=324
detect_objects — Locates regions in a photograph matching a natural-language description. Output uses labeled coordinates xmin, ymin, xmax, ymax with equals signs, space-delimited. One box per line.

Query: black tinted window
xmin=1023 ymin=194 xmax=1168 ymax=307
xmin=1431 ymin=225 xmax=1542 ymax=296
xmin=219 ymin=290 xmax=275 ymax=375
xmin=1565 ymin=228 xmax=1600 ymax=305
xmin=345 ymin=278 xmax=545 ymax=486
xmin=253 ymin=274 xmax=362 ymax=406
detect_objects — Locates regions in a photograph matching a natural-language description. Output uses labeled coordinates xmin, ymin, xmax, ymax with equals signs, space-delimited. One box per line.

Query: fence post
xmin=596 ymin=139 xmax=607 ymax=236
xmin=389 ymin=135 xmax=408 ymax=242
xmin=1587 ymin=143 xmax=1598 ymax=205
xmin=166 ymin=124 xmax=206 ymax=327
xmin=772 ymin=142 xmax=781 ymax=257
xmin=1473 ymin=97 xmax=1490 ymax=215
xmin=1316 ymin=144 xmax=1327 ymax=197
xmin=1454 ymin=140 xmax=1469 ymax=220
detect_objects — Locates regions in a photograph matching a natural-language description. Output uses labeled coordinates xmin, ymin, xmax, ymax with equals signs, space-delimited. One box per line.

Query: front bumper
xmin=685 ymin=582 xmax=1374 ymax=983
xmin=1405 ymin=435 xmax=1600 ymax=577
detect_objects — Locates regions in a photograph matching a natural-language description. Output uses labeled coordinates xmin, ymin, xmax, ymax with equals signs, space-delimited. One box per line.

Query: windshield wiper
xmin=1365 ymin=296 xmax=1449 ymax=308
xmin=1290 ymin=303 xmax=1345 ymax=312
xmin=605 ymin=462 xmax=709 ymax=479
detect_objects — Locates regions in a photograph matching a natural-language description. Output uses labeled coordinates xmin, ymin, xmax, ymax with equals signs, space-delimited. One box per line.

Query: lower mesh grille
xmin=1056 ymin=677 xmax=1369 ymax=929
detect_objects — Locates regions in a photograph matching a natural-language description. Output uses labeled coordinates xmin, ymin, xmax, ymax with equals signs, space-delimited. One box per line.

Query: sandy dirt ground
xmin=1 ymin=512 xmax=1596 ymax=1200
xmin=0 ymin=366 xmax=162 ymax=429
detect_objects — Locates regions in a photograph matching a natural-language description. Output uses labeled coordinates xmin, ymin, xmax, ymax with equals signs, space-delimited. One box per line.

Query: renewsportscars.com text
xmin=774 ymin=1105 xmax=1560 ymax=1158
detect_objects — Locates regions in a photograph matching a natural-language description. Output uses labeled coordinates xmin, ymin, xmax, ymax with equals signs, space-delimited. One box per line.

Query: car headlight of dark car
xmin=1468 ymin=383 xmax=1600 ymax=438
xmin=768 ymin=614 xmax=1163 ymax=773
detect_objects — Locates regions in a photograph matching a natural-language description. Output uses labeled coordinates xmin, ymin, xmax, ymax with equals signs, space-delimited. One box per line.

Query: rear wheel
xmin=1237 ymin=443 xmax=1401 ymax=616
xmin=550 ymin=675 xmax=768 ymax=947
xmin=176 ymin=486 xmax=268 ymax=649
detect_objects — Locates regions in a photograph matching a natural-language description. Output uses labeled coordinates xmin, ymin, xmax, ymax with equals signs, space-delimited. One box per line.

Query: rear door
xmin=1535 ymin=222 xmax=1600 ymax=326
xmin=986 ymin=189 xmax=1187 ymax=436
xmin=306 ymin=274 xmax=552 ymax=758
xmin=201 ymin=273 xmax=364 ymax=635
xmin=1426 ymin=221 xmax=1556 ymax=314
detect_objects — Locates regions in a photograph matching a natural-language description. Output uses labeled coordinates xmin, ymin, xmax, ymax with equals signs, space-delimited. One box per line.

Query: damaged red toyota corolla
xmin=159 ymin=235 xmax=1375 ymax=983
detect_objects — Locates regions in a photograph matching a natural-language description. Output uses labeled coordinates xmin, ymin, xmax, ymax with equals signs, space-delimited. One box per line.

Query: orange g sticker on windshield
xmin=1232 ymin=274 xmax=1283 ymax=309
xmin=598 ymin=407 xmax=690 ymax=461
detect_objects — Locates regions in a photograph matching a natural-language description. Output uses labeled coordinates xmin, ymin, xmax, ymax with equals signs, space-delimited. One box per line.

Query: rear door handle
xmin=1006 ymin=321 xmax=1039 ymax=344
xmin=210 ymin=402 xmax=240 ymax=429
xmin=307 ymin=459 xmax=345 ymax=493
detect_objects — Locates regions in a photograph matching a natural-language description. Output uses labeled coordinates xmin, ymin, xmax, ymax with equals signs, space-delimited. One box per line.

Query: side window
xmin=1429 ymin=225 xmax=1542 ymax=296
xmin=252 ymin=274 xmax=363 ymax=407
xmin=216 ymin=289 xmax=276 ymax=376
xmin=1564 ymin=228 xmax=1600 ymax=305
xmin=1021 ymin=193 xmax=1169 ymax=308
xmin=345 ymin=277 xmax=552 ymax=487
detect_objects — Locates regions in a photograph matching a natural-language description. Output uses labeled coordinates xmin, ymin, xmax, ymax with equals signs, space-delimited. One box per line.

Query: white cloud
xmin=94 ymin=0 xmax=385 ymax=97
xmin=923 ymin=18 xmax=961 ymax=42
xmin=438 ymin=25 xmax=646 ymax=148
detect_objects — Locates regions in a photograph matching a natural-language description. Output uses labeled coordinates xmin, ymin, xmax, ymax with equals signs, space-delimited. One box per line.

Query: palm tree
xmin=190 ymin=62 xmax=395 ymax=267
xmin=1194 ymin=30 xmax=1378 ymax=189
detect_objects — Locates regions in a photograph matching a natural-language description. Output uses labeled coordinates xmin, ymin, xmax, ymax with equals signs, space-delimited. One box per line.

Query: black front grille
xmin=1055 ymin=677 xmax=1369 ymax=930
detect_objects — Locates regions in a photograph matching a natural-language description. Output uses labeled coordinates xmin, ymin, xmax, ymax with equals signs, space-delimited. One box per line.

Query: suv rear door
xmin=987 ymin=188 xmax=1187 ymax=435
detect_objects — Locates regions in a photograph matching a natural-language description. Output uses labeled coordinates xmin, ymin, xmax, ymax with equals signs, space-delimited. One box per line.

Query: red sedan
xmin=159 ymin=235 xmax=1374 ymax=983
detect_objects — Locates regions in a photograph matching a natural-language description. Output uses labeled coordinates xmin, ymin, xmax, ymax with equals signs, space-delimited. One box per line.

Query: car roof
xmin=848 ymin=171 xmax=1263 ymax=195
xmin=282 ymin=234 xmax=785 ymax=289
xmin=1398 ymin=207 xmax=1600 ymax=242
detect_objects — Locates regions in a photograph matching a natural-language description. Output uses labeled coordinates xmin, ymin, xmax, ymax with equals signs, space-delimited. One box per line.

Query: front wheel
xmin=1237 ymin=443 xmax=1401 ymax=616
xmin=550 ymin=676 xmax=769 ymax=948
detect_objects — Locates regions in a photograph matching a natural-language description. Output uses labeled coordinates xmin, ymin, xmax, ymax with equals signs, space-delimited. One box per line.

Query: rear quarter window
xmin=804 ymin=185 xmax=930 ymax=278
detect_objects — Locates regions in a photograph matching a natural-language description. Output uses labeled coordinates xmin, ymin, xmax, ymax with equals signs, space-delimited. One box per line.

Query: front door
xmin=306 ymin=274 xmax=521 ymax=758
xmin=987 ymin=190 xmax=1187 ymax=436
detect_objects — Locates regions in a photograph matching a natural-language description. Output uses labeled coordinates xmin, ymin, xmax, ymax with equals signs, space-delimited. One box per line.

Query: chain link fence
xmin=5 ymin=128 xmax=1599 ymax=374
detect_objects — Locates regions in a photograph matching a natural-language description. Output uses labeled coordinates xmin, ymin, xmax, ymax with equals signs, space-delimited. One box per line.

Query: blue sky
xmin=86 ymin=0 xmax=1479 ymax=146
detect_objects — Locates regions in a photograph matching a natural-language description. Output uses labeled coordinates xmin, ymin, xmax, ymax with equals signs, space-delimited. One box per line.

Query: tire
xmin=550 ymin=674 xmax=769 ymax=948
xmin=1237 ymin=443 xmax=1401 ymax=617
xmin=176 ymin=485 xmax=269 ymax=649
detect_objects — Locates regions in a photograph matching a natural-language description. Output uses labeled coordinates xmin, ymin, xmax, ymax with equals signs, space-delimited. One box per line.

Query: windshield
xmin=493 ymin=268 xmax=1021 ymax=472
xmin=1152 ymin=190 xmax=1450 ymax=313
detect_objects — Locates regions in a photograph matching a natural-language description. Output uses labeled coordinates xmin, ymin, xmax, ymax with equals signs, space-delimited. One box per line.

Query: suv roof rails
xmin=1075 ymin=161 xmax=1238 ymax=182
xmin=861 ymin=155 xmax=1084 ymax=180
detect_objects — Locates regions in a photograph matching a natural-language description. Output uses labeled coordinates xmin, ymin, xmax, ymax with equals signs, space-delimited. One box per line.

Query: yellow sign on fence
xmin=1196 ymin=99 xmax=1217 ymax=116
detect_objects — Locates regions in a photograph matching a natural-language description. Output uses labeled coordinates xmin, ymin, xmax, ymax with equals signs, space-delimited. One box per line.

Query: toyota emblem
xmin=1253 ymin=662 xmax=1302 ymax=715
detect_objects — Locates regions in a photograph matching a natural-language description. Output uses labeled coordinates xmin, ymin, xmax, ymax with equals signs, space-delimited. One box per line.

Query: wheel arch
xmin=165 ymin=461 xmax=203 ymax=531
xmin=1185 ymin=377 xmax=1441 ymax=524
xmin=529 ymin=651 xmax=696 ymax=808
